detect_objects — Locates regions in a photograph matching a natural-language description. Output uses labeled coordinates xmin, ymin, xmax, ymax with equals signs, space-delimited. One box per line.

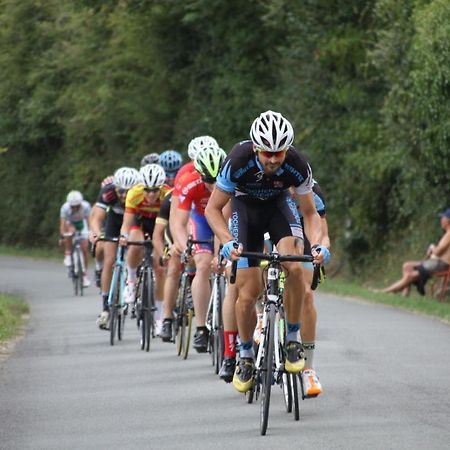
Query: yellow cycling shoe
xmin=232 ymin=358 xmax=255 ymax=393
xmin=285 ymin=341 xmax=305 ymax=373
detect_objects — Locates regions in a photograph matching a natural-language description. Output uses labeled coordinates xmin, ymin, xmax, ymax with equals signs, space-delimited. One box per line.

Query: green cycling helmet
xmin=194 ymin=145 xmax=227 ymax=180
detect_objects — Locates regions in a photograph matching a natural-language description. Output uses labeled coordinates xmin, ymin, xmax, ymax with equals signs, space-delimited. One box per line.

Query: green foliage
xmin=0 ymin=0 xmax=448 ymax=276
xmin=0 ymin=293 xmax=29 ymax=342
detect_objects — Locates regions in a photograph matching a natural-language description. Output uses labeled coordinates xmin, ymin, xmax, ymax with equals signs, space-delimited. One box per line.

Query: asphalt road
xmin=0 ymin=255 xmax=449 ymax=450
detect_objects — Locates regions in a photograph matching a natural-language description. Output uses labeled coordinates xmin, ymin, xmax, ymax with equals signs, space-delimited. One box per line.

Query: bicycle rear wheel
xmin=292 ymin=373 xmax=300 ymax=421
xmin=260 ymin=304 xmax=275 ymax=436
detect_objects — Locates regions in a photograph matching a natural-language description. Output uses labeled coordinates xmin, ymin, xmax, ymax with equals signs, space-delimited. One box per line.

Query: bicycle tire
xmin=109 ymin=270 xmax=121 ymax=346
xmin=145 ymin=267 xmax=154 ymax=352
xmin=176 ymin=274 xmax=190 ymax=357
xmin=140 ymin=269 xmax=149 ymax=351
xmin=77 ymin=248 xmax=84 ymax=297
xmin=246 ymin=386 xmax=255 ymax=404
xmin=215 ymin=276 xmax=225 ymax=374
xmin=282 ymin=372 xmax=293 ymax=413
xmin=182 ymin=308 xmax=193 ymax=360
xmin=260 ymin=303 xmax=275 ymax=436
xmin=292 ymin=373 xmax=300 ymax=421
xmin=71 ymin=250 xmax=78 ymax=296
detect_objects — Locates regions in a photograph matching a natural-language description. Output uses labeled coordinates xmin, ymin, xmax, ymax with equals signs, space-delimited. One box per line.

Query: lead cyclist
xmin=205 ymin=110 xmax=329 ymax=393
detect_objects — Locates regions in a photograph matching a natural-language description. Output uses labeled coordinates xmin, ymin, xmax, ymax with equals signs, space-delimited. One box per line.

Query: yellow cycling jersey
xmin=125 ymin=184 xmax=171 ymax=219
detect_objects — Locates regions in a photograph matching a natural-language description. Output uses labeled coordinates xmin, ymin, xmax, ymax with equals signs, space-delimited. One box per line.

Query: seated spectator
xmin=377 ymin=208 xmax=450 ymax=296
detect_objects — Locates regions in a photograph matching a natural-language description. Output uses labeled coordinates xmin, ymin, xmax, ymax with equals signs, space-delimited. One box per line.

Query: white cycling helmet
xmin=188 ymin=135 xmax=219 ymax=160
xmin=140 ymin=164 xmax=166 ymax=188
xmin=250 ymin=110 xmax=294 ymax=152
xmin=140 ymin=152 xmax=160 ymax=167
xmin=113 ymin=167 xmax=141 ymax=190
xmin=67 ymin=190 xmax=83 ymax=206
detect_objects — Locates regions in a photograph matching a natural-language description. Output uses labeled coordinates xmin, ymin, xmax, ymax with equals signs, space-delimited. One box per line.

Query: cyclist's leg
xmin=219 ymin=268 xmax=238 ymax=381
xmin=190 ymin=211 xmax=214 ymax=351
xmin=97 ymin=210 xmax=122 ymax=328
xmin=62 ymin=222 xmax=75 ymax=265
xmin=163 ymin=245 xmax=182 ymax=319
xmin=94 ymin=240 xmax=105 ymax=287
xmin=270 ymin=192 xmax=307 ymax=373
xmin=124 ymin=227 xmax=143 ymax=303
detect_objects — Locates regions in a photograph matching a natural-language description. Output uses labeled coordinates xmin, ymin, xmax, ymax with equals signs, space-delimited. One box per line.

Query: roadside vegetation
xmin=321 ymin=277 xmax=450 ymax=324
xmin=0 ymin=293 xmax=29 ymax=342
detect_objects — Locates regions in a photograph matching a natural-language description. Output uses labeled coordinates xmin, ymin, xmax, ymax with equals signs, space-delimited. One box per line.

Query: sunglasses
xmin=201 ymin=176 xmax=216 ymax=184
xmin=144 ymin=187 xmax=160 ymax=193
xmin=116 ymin=188 xmax=128 ymax=195
xmin=256 ymin=147 xmax=287 ymax=158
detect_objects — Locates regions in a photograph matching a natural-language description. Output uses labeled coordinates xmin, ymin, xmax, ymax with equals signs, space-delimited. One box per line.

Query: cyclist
xmin=205 ymin=110 xmax=329 ymax=393
xmin=92 ymin=175 xmax=115 ymax=288
xmin=152 ymin=190 xmax=181 ymax=341
xmin=169 ymin=136 xmax=220 ymax=236
xmin=60 ymin=190 xmax=92 ymax=288
xmin=119 ymin=164 xmax=171 ymax=333
xmin=140 ymin=152 xmax=160 ymax=167
xmin=295 ymin=181 xmax=330 ymax=397
xmin=89 ymin=167 xmax=141 ymax=329
xmin=159 ymin=150 xmax=183 ymax=187
xmin=171 ymin=145 xmax=227 ymax=352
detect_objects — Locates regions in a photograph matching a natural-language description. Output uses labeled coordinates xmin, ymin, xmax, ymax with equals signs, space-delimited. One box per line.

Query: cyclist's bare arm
xmin=321 ymin=217 xmax=331 ymax=249
xmin=89 ymin=206 xmax=106 ymax=242
xmin=293 ymin=191 xmax=324 ymax=263
xmin=205 ymin=187 xmax=234 ymax=244
xmin=168 ymin=194 xmax=179 ymax=242
xmin=171 ymin=208 xmax=190 ymax=253
xmin=152 ymin=221 xmax=166 ymax=258
xmin=119 ymin=212 xmax=135 ymax=240
xmin=59 ymin=218 xmax=68 ymax=236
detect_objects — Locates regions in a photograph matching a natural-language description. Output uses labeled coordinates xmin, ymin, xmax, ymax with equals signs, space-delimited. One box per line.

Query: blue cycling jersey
xmin=216 ymin=140 xmax=313 ymax=202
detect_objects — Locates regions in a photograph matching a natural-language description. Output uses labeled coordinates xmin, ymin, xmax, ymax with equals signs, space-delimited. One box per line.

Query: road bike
xmin=206 ymin=251 xmax=226 ymax=374
xmin=230 ymin=251 xmax=320 ymax=435
xmin=105 ymin=238 xmax=127 ymax=346
xmin=128 ymin=238 xmax=155 ymax=352
xmin=63 ymin=231 xmax=86 ymax=296
xmin=174 ymin=236 xmax=212 ymax=360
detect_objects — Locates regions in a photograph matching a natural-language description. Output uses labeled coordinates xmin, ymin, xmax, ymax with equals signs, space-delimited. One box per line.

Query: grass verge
xmin=0 ymin=244 xmax=60 ymax=261
xmin=0 ymin=293 xmax=30 ymax=342
xmin=321 ymin=277 xmax=450 ymax=324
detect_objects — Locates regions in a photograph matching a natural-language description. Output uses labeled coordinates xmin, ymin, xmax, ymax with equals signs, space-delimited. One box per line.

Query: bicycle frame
xmin=128 ymin=239 xmax=155 ymax=352
xmin=64 ymin=231 xmax=86 ymax=296
xmin=107 ymin=245 xmax=126 ymax=310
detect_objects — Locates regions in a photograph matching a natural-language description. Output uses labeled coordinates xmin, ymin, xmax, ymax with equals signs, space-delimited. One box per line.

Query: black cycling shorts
xmin=230 ymin=191 xmax=303 ymax=268
xmin=132 ymin=215 xmax=156 ymax=238
xmin=104 ymin=210 xmax=123 ymax=239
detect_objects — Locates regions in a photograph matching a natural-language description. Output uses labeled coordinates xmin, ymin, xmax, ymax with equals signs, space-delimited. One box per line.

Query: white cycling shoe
xmin=96 ymin=311 xmax=109 ymax=330
xmin=124 ymin=282 xmax=136 ymax=304
xmin=301 ymin=368 xmax=322 ymax=397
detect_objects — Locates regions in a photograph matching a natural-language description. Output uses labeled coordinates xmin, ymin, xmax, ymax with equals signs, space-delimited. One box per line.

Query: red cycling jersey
xmin=174 ymin=171 xmax=211 ymax=215
xmin=173 ymin=161 xmax=195 ymax=190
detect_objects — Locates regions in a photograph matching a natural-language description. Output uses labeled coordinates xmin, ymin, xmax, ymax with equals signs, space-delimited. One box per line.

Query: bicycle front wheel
xmin=176 ymin=275 xmax=190 ymax=357
xmin=260 ymin=303 xmax=275 ymax=436
xmin=77 ymin=248 xmax=84 ymax=297
xmin=144 ymin=268 xmax=155 ymax=352
xmin=109 ymin=270 xmax=121 ymax=346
